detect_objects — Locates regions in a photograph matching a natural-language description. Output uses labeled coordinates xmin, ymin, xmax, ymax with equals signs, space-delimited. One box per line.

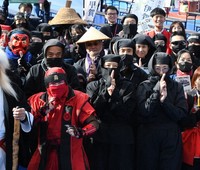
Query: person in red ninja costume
xmin=5 ymin=28 xmax=36 ymax=85
xmin=27 ymin=67 xmax=99 ymax=170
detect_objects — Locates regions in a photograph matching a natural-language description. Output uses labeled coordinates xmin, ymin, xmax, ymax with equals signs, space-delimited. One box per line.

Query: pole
xmin=66 ymin=0 xmax=72 ymax=8
xmin=12 ymin=119 xmax=20 ymax=170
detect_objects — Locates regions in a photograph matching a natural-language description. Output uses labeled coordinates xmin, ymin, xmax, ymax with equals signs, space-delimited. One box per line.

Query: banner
xmin=10 ymin=0 xmax=44 ymax=3
xmin=83 ymin=0 xmax=101 ymax=23
xmin=130 ymin=0 xmax=164 ymax=33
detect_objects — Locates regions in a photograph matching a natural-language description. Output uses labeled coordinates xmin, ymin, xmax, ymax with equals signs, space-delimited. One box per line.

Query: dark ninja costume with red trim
xmin=28 ymin=67 xmax=98 ymax=170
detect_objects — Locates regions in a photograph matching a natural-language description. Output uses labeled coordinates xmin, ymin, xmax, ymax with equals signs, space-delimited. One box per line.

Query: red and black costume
xmin=28 ymin=67 xmax=98 ymax=170
xmin=180 ymin=89 xmax=200 ymax=169
xmin=146 ymin=29 xmax=171 ymax=55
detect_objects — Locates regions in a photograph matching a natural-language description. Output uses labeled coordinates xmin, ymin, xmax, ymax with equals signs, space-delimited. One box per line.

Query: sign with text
xmin=176 ymin=75 xmax=192 ymax=93
xmin=83 ymin=0 xmax=101 ymax=23
xmin=131 ymin=0 xmax=164 ymax=33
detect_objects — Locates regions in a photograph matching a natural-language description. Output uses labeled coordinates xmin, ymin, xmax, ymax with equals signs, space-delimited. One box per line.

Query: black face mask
xmin=29 ymin=42 xmax=43 ymax=55
xmin=155 ymin=44 xmax=167 ymax=53
xmin=120 ymin=54 xmax=133 ymax=71
xmin=44 ymin=58 xmax=63 ymax=67
xmin=172 ymin=42 xmax=186 ymax=54
xmin=188 ymin=45 xmax=200 ymax=58
xmin=16 ymin=23 xmax=28 ymax=29
xmin=123 ymin=24 xmax=137 ymax=36
xmin=178 ymin=61 xmax=193 ymax=72
xmin=101 ymin=67 xmax=120 ymax=86
xmin=71 ymin=34 xmax=82 ymax=43
xmin=0 ymin=19 xmax=5 ymax=24
xmin=43 ymin=35 xmax=52 ymax=41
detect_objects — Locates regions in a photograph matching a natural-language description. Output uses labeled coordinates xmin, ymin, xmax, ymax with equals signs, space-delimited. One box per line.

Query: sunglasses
xmin=171 ymin=41 xmax=186 ymax=46
xmin=85 ymin=41 xmax=101 ymax=47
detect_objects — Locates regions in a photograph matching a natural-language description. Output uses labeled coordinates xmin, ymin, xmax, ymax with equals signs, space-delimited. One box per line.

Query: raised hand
xmin=89 ymin=62 xmax=97 ymax=75
xmin=107 ymin=70 xmax=116 ymax=96
xmin=160 ymin=73 xmax=167 ymax=103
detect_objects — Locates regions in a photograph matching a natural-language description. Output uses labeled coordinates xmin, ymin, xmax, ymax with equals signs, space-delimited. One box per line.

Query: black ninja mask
xmin=188 ymin=45 xmax=200 ymax=58
xmin=29 ymin=42 xmax=43 ymax=54
xmin=171 ymin=41 xmax=187 ymax=54
xmin=0 ymin=19 xmax=5 ymax=24
xmin=155 ymin=44 xmax=167 ymax=53
xmin=123 ymin=24 xmax=137 ymax=37
xmin=44 ymin=58 xmax=63 ymax=67
xmin=120 ymin=54 xmax=133 ymax=71
xmin=101 ymin=54 xmax=121 ymax=86
xmin=16 ymin=23 xmax=28 ymax=29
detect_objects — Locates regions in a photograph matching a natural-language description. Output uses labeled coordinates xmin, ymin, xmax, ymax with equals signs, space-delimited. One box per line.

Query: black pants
xmin=91 ymin=141 xmax=135 ymax=170
xmin=137 ymin=125 xmax=182 ymax=170
xmin=182 ymin=159 xmax=200 ymax=170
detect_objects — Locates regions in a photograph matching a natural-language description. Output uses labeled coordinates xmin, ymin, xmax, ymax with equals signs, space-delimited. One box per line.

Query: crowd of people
xmin=0 ymin=1 xmax=200 ymax=170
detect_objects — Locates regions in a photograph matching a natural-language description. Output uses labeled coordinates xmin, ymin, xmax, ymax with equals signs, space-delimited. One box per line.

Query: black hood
xmin=148 ymin=52 xmax=173 ymax=76
xmin=108 ymin=36 xmax=122 ymax=54
xmin=132 ymin=34 xmax=156 ymax=65
xmin=113 ymin=38 xmax=134 ymax=55
xmin=43 ymin=39 xmax=65 ymax=58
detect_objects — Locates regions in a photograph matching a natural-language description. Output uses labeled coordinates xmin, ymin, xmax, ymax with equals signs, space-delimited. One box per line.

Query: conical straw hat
xmin=48 ymin=0 xmax=87 ymax=26
xmin=77 ymin=27 xmax=110 ymax=43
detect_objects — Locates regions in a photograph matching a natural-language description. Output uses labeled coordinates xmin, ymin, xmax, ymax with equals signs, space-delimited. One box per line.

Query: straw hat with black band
xmin=76 ymin=27 xmax=110 ymax=44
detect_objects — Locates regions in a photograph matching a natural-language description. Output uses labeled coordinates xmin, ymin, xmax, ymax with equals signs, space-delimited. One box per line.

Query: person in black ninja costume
xmin=24 ymin=39 xmax=81 ymax=98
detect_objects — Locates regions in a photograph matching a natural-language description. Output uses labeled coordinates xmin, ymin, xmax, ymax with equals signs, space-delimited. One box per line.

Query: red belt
xmin=0 ymin=139 xmax=6 ymax=152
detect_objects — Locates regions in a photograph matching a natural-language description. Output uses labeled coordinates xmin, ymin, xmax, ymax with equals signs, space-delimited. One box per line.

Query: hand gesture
xmin=66 ymin=125 xmax=83 ymax=138
xmin=87 ymin=73 xmax=96 ymax=82
xmin=107 ymin=70 xmax=116 ymax=96
xmin=17 ymin=50 xmax=27 ymax=66
xmin=160 ymin=73 xmax=167 ymax=103
xmin=89 ymin=63 xmax=97 ymax=75
xmin=134 ymin=58 xmax=142 ymax=67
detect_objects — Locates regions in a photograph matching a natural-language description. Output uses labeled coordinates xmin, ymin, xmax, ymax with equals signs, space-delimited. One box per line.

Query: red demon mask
xmin=9 ymin=33 xmax=30 ymax=55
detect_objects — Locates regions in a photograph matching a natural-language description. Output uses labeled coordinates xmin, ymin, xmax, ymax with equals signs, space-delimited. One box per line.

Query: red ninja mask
xmin=47 ymin=81 xmax=69 ymax=99
xmin=45 ymin=67 xmax=69 ymax=100
xmin=9 ymin=33 xmax=30 ymax=55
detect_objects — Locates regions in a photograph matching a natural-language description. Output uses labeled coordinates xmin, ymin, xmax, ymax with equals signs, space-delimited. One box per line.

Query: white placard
xmin=176 ymin=75 xmax=192 ymax=93
xmin=83 ymin=0 xmax=101 ymax=23
xmin=130 ymin=0 xmax=165 ymax=33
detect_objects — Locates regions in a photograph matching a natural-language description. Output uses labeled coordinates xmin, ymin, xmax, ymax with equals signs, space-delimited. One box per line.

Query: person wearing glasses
xmin=75 ymin=27 xmax=110 ymax=83
xmin=136 ymin=52 xmax=187 ymax=170
xmin=99 ymin=6 xmax=123 ymax=49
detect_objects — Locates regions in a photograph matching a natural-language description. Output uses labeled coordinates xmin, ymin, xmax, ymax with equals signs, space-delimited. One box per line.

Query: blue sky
xmin=0 ymin=0 xmax=83 ymax=16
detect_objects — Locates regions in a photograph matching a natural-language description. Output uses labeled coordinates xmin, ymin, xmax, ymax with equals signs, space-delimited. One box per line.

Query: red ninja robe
xmin=27 ymin=89 xmax=95 ymax=170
